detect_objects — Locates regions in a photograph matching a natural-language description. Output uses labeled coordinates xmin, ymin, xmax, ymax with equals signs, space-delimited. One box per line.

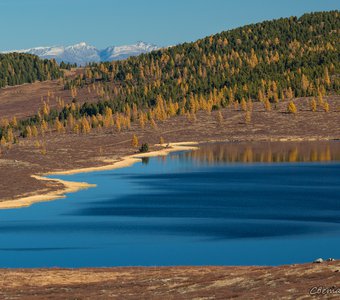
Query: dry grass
xmin=1 ymin=262 xmax=340 ymax=299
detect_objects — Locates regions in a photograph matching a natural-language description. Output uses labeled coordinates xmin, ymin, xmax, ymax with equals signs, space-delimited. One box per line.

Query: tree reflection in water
xmin=173 ymin=141 xmax=340 ymax=165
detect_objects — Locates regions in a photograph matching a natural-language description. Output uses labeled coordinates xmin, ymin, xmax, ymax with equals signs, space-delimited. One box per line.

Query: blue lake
xmin=0 ymin=142 xmax=339 ymax=267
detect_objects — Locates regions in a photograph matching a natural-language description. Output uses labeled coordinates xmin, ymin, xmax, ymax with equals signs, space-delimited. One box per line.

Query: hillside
xmin=0 ymin=53 xmax=62 ymax=88
xmin=0 ymin=11 xmax=338 ymax=141
xmin=0 ymin=11 xmax=338 ymax=144
xmin=66 ymin=10 xmax=339 ymax=108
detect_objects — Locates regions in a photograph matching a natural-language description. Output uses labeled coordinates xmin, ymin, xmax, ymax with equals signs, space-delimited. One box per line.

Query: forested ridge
xmin=0 ymin=53 xmax=62 ymax=88
xmin=0 ymin=11 xmax=339 ymax=144
xmin=67 ymin=10 xmax=340 ymax=109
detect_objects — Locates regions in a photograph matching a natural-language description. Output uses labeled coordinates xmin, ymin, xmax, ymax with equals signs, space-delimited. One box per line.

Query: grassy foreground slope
xmin=1 ymin=262 xmax=340 ymax=299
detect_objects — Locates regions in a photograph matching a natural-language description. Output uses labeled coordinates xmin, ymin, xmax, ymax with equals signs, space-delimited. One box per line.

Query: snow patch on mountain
xmin=2 ymin=42 xmax=160 ymax=65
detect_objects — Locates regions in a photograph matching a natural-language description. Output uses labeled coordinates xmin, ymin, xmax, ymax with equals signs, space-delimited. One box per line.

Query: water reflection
xmin=176 ymin=141 xmax=340 ymax=164
xmin=141 ymin=157 xmax=150 ymax=164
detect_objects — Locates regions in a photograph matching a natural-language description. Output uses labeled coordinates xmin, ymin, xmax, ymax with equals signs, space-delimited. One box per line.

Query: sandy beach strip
xmin=0 ymin=142 xmax=198 ymax=210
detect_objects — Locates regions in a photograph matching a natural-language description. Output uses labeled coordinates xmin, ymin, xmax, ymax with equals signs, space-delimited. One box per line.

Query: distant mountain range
xmin=2 ymin=41 xmax=160 ymax=65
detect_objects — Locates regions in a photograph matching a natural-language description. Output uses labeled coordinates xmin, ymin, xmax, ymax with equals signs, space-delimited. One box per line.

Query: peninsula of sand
xmin=0 ymin=142 xmax=198 ymax=210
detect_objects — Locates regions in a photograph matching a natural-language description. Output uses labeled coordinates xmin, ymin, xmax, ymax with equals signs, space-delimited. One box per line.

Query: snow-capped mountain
xmin=2 ymin=42 xmax=160 ymax=65
xmin=100 ymin=42 xmax=159 ymax=62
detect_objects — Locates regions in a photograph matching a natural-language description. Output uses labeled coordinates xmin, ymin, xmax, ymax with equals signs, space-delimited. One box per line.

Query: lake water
xmin=0 ymin=141 xmax=339 ymax=268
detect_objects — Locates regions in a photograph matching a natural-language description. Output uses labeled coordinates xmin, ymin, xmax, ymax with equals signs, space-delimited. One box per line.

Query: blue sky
xmin=0 ymin=0 xmax=339 ymax=50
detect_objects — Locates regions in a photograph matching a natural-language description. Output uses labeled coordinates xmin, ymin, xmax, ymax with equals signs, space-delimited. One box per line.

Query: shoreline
xmin=0 ymin=142 xmax=198 ymax=210
xmin=0 ymin=138 xmax=338 ymax=210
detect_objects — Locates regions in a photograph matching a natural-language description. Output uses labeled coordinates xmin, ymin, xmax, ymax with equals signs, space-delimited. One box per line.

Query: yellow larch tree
xmin=216 ymin=111 xmax=223 ymax=126
xmin=264 ymin=99 xmax=271 ymax=111
xmin=0 ymin=136 xmax=7 ymax=147
xmin=6 ymin=128 xmax=14 ymax=144
xmin=324 ymin=67 xmax=331 ymax=87
xmin=310 ymin=98 xmax=317 ymax=112
xmin=139 ymin=112 xmax=146 ymax=130
xmin=40 ymin=120 xmax=49 ymax=135
xmin=287 ymin=101 xmax=297 ymax=114
xmin=150 ymin=118 xmax=157 ymax=129
xmin=323 ymin=101 xmax=330 ymax=112
xmin=241 ymin=98 xmax=247 ymax=111
xmin=55 ymin=119 xmax=65 ymax=133
xmin=245 ymin=111 xmax=252 ymax=124
xmin=81 ymin=117 xmax=91 ymax=134
xmin=32 ymin=126 xmax=38 ymax=137
xmin=131 ymin=134 xmax=139 ymax=148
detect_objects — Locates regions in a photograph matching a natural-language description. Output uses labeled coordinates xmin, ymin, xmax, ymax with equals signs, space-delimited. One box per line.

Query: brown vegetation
xmin=1 ymin=262 xmax=340 ymax=299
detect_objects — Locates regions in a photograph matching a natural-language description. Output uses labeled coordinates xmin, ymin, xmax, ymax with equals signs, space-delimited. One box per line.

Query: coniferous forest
xmin=69 ymin=11 xmax=340 ymax=107
xmin=0 ymin=53 xmax=62 ymax=88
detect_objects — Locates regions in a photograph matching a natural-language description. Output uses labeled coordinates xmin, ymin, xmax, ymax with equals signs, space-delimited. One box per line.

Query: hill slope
xmin=0 ymin=11 xmax=339 ymax=141
xmin=0 ymin=53 xmax=62 ymax=88
xmin=62 ymin=11 xmax=339 ymax=114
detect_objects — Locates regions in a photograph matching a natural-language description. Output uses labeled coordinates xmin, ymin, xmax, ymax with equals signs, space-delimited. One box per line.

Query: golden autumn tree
xmin=73 ymin=123 xmax=80 ymax=134
xmin=310 ymin=98 xmax=317 ymax=112
xmin=247 ymin=98 xmax=253 ymax=111
xmin=40 ymin=120 xmax=49 ymax=136
xmin=115 ymin=114 xmax=121 ymax=132
xmin=241 ymin=98 xmax=247 ymax=111
xmin=55 ymin=119 xmax=65 ymax=133
xmin=32 ymin=126 xmax=38 ymax=137
xmin=103 ymin=107 xmax=113 ymax=128
xmin=139 ymin=113 xmax=146 ymax=130
xmin=6 ymin=128 xmax=14 ymax=144
xmin=131 ymin=134 xmax=139 ymax=148
xmin=150 ymin=118 xmax=157 ymax=129
xmin=301 ymin=74 xmax=309 ymax=94
xmin=324 ymin=67 xmax=331 ymax=87
xmin=286 ymin=87 xmax=294 ymax=100
xmin=287 ymin=101 xmax=297 ymax=114
xmin=317 ymin=91 xmax=324 ymax=106
xmin=67 ymin=114 xmax=75 ymax=130
xmin=323 ymin=101 xmax=330 ymax=112
xmin=245 ymin=111 xmax=252 ymax=124
xmin=264 ymin=99 xmax=271 ymax=111
xmin=0 ymin=136 xmax=6 ymax=147
xmin=25 ymin=126 xmax=33 ymax=139
xmin=81 ymin=117 xmax=91 ymax=134
xmin=42 ymin=101 xmax=50 ymax=116
xmin=216 ymin=111 xmax=223 ymax=126
xmin=11 ymin=117 xmax=17 ymax=128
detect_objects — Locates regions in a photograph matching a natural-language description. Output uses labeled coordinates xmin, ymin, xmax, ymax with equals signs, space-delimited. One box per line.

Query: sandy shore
xmin=0 ymin=176 xmax=95 ymax=210
xmin=48 ymin=141 xmax=198 ymax=175
xmin=0 ymin=142 xmax=198 ymax=210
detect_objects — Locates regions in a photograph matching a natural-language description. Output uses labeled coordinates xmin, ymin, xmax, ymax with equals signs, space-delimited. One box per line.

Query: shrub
xmin=139 ymin=143 xmax=149 ymax=153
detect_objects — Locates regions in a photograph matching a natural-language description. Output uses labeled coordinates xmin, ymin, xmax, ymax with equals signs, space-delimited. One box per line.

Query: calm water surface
xmin=0 ymin=141 xmax=339 ymax=267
